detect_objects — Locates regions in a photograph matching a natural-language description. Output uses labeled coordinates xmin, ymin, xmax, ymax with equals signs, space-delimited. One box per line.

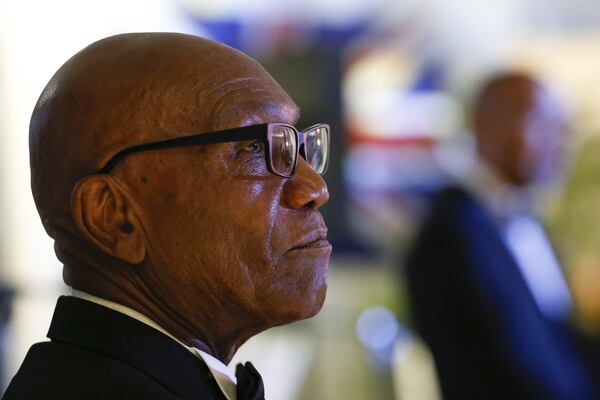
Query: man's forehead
xmin=235 ymin=103 xmax=301 ymax=128
xmin=205 ymin=76 xmax=300 ymax=131
xmin=82 ymin=35 xmax=298 ymax=165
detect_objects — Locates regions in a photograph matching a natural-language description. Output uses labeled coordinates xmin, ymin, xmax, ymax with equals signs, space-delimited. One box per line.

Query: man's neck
xmin=462 ymin=157 xmax=534 ymax=220
xmin=59 ymin=239 xmax=266 ymax=364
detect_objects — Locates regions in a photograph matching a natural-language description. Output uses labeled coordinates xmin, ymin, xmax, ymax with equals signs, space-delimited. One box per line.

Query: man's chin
xmin=267 ymin=252 xmax=330 ymax=323
xmin=303 ymin=282 xmax=328 ymax=318
xmin=277 ymin=282 xmax=328 ymax=324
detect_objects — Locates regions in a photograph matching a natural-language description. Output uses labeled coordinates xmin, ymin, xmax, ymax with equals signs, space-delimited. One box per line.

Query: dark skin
xmin=30 ymin=33 xmax=331 ymax=363
xmin=472 ymin=73 xmax=568 ymax=186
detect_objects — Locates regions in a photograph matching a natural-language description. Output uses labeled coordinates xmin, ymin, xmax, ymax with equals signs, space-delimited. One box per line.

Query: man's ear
xmin=71 ymin=175 xmax=146 ymax=264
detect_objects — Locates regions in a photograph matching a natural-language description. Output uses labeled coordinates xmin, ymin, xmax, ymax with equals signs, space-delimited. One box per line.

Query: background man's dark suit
xmin=405 ymin=185 xmax=596 ymax=400
xmin=3 ymin=297 xmax=226 ymax=399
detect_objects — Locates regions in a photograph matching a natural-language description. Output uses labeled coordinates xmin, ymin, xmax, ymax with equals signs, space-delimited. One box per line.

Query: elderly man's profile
xmin=3 ymin=32 xmax=331 ymax=400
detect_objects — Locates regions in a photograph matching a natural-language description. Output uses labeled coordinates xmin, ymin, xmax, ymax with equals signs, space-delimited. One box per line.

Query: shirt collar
xmin=70 ymin=289 xmax=237 ymax=400
xmin=445 ymin=155 xmax=533 ymax=221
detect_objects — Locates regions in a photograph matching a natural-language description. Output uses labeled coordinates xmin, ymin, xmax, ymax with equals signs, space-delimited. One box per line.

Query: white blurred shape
xmin=343 ymin=50 xmax=461 ymax=140
xmin=344 ymin=145 xmax=440 ymax=193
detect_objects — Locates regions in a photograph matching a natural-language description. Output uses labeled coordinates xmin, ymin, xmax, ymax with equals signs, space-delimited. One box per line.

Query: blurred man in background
xmin=3 ymin=32 xmax=331 ymax=399
xmin=405 ymin=72 xmax=597 ymax=399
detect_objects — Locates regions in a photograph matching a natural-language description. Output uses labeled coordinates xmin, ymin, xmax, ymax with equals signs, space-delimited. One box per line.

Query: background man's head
xmin=30 ymin=33 xmax=330 ymax=361
xmin=471 ymin=72 xmax=569 ymax=186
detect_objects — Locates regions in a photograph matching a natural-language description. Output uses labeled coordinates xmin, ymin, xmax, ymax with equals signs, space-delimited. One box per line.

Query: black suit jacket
xmin=3 ymin=296 xmax=227 ymax=399
xmin=405 ymin=186 xmax=596 ymax=400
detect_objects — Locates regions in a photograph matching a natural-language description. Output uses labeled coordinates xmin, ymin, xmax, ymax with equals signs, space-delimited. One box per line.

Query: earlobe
xmin=71 ymin=175 xmax=147 ymax=264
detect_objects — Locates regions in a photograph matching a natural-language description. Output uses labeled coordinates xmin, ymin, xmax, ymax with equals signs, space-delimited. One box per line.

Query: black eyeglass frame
xmin=99 ymin=122 xmax=330 ymax=177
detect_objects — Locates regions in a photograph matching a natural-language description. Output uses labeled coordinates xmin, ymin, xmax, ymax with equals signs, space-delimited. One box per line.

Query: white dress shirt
xmin=71 ymin=290 xmax=237 ymax=400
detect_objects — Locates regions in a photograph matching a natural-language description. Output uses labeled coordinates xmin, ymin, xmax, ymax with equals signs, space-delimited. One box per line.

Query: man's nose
xmin=283 ymin=158 xmax=329 ymax=209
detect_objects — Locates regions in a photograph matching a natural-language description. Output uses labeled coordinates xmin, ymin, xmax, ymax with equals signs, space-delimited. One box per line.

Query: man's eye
xmin=247 ymin=141 xmax=264 ymax=154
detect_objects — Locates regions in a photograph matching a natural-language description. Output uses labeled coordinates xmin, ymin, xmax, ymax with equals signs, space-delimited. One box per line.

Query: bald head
xmin=27 ymin=33 xmax=332 ymax=362
xmin=471 ymin=72 xmax=568 ymax=186
xmin=30 ymin=32 xmax=298 ymax=233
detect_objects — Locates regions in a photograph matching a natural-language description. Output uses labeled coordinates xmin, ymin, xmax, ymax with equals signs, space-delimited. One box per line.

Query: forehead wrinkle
xmin=205 ymin=76 xmax=269 ymax=96
xmin=208 ymin=79 xmax=299 ymax=129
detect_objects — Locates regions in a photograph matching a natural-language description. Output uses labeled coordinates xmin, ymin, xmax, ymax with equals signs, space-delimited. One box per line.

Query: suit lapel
xmin=47 ymin=296 xmax=226 ymax=400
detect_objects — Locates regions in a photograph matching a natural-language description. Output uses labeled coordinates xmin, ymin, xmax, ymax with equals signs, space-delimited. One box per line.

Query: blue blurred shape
xmin=186 ymin=15 xmax=243 ymax=50
xmin=356 ymin=306 xmax=408 ymax=368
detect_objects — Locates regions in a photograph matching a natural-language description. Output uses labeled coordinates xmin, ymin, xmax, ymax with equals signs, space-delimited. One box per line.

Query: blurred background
xmin=2 ymin=0 xmax=600 ymax=399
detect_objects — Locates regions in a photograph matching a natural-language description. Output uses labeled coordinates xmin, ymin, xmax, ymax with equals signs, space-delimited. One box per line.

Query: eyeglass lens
xmin=270 ymin=124 xmax=329 ymax=177
xmin=270 ymin=125 xmax=297 ymax=176
xmin=303 ymin=125 xmax=328 ymax=175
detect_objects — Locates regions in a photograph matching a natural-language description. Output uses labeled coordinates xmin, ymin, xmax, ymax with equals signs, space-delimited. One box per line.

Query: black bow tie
xmin=235 ymin=361 xmax=265 ymax=400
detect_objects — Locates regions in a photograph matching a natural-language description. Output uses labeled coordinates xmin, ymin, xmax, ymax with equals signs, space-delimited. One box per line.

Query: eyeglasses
xmin=99 ymin=123 xmax=330 ymax=178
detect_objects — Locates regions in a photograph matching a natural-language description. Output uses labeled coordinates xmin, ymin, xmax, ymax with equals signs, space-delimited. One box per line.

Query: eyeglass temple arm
xmin=98 ymin=124 xmax=269 ymax=173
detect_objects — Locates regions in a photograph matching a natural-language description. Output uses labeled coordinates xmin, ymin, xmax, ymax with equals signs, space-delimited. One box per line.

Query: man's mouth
xmin=288 ymin=230 xmax=331 ymax=252
xmin=301 ymin=238 xmax=331 ymax=249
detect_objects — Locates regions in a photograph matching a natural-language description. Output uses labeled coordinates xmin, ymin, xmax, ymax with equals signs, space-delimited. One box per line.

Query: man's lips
xmin=295 ymin=238 xmax=331 ymax=250
xmin=288 ymin=230 xmax=331 ymax=252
